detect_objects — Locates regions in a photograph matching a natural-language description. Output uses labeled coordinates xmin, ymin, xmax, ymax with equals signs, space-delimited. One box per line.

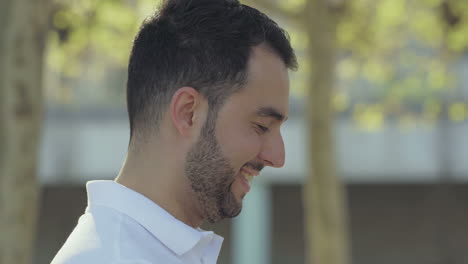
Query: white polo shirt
xmin=52 ymin=180 xmax=224 ymax=264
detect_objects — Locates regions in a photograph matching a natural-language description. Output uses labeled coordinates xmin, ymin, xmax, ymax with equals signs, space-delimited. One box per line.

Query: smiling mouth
xmin=241 ymin=171 xmax=254 ymax=184
xmin=240 ymin=167 xmax=259 ymax=184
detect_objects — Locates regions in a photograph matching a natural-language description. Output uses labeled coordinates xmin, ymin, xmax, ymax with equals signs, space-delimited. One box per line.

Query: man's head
xmin=126 ymin=0 xmax=297 ymax=223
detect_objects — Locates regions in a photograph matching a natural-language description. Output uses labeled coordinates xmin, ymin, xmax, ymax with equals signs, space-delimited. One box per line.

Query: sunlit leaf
xmin=332 ymin=92 xmax=349 ymax=113
xmin=337 ymin=58 xmax=359 ymax=80
xmin=277 ymin=0 xmax=305 ymax=14
xmin=410 ymin=9 xmax=443 ymax=47
xmin=353 ymin=104 xmax=385 ymax=132
xmin=449 ymin=102 xmax=465 ymax=122
xmin=447 ymin=23 xmax=468 ymax=52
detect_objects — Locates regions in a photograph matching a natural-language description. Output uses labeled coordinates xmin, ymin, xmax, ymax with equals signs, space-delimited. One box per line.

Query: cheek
xmin=217 ymin=124 xmax=262 ymax=169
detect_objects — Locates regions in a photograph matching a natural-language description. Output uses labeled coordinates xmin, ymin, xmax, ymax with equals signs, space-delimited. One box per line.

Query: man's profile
xmin=52 ymin=0 xmax=297 ymax=263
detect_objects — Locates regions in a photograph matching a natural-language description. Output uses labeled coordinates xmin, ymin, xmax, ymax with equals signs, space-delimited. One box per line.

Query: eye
xmin=255 ymin=123 xmax=270 ymax=134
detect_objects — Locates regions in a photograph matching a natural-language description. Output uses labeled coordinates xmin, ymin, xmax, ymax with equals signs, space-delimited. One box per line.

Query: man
xmin=52 ymin=0 xmax=297 ymax=263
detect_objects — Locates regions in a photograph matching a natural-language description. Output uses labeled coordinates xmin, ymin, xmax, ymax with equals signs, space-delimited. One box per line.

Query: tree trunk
xmin=302 ymin=0 xmax=351 ymax=263
xmin=0 ymin=0 xmax=49 ymax=263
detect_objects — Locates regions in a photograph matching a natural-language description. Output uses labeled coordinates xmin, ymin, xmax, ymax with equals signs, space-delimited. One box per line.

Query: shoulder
xmin=52 ymin=205 xmax=181 ymax=264
xmin=51 ymin=206 xmax=123 ymax=263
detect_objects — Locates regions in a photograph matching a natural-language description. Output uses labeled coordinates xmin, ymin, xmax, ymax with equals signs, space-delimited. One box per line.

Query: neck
xmin=115 ymin=145 xmax=204 ymax=228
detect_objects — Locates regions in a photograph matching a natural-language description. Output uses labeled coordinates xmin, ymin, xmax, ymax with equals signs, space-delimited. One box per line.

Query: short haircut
xmin=126 ymin=0 xmax=297 ymax=141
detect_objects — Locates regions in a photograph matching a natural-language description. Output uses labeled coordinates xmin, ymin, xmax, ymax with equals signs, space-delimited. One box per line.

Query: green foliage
xmin=49 ymin=0 xmax=140 ymax=73
xmin=277 ymin=0 xmax=304 ymax=15
xmin=45 ymin=0 xmax=468 ymax=126
xmin=269 ymin=0 xmax=468 ymax=129
xmin=46 ymin=0 xmax=158 ymax=105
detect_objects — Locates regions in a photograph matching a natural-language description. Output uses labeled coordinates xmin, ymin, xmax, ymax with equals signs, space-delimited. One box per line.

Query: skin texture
xmin=116 ymin=45 xmax=290 ymax=227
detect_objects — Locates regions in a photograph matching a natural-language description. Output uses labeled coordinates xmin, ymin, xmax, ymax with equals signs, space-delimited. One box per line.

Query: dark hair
xmin=126 ymin=0 xmax=297 ymax=141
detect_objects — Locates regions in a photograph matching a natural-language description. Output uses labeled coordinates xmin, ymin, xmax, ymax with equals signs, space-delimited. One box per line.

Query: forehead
xmin=229 ymin=45 xmax=290 ymax=118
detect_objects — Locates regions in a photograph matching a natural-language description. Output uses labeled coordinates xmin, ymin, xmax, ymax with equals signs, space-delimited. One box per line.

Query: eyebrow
xmin=256 ymin=107 xmax=288 ymax=122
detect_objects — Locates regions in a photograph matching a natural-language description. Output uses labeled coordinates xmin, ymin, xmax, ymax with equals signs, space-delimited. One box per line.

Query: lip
xmin=240 ymin=167 xmax=259 ymax=177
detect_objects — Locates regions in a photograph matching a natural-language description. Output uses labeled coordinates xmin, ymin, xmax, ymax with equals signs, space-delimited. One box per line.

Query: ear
xmin=169 ymin=87 xmax=204 ymax=137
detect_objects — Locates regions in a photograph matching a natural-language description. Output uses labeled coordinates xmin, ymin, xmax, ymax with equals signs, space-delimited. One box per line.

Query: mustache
xmin=244 ymin=161 xmax=264 ymax=172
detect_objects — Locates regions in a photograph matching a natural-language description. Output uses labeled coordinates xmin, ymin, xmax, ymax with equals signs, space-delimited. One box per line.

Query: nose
xmin=258 ymin=131 xmax=285 ymax=168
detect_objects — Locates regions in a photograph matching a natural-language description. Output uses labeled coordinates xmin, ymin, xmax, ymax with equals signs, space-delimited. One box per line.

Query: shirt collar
xmin=85 ymin=180 xmax=223 ymax=256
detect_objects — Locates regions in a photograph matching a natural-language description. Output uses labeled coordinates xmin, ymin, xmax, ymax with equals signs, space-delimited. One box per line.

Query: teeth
xmin=242 ymin=173 xmax=254 ymax=183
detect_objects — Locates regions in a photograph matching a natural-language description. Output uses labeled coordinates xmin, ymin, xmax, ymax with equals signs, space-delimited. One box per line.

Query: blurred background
xmin=1 ymin=0 xmax=468 ymax=264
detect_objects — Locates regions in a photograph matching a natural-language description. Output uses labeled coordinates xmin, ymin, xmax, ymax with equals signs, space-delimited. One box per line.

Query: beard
xmin=184 ymin=112 xmax=242 ymax=223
